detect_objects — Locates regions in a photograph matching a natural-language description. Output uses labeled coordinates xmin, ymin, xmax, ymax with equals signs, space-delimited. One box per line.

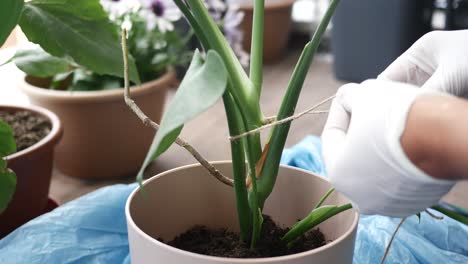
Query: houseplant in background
xmin=238 ymin=0 xmax=296 ymax=63
xmin=0 ymin=105 xmax=62 ymax=238
xmin=125 ymin=0 xmax=359 ymax=263
xmin=1 ymin=0 xmax=192 ymax=179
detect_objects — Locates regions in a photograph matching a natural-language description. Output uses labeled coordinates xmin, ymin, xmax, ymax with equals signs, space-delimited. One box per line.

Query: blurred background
xmin=4 ymin=0 xmax=468 ymax=76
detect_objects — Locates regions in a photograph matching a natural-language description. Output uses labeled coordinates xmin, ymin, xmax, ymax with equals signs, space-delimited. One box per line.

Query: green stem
xmin=431 ymin=205 xmax=468 ymax=225
xmin=223 ymin=92 xmax=252 ymax=241
xmin=186 ymin=0 xmax=262 ymax=126
xmin=182 ymin=0 xmax=265 ymax=243
xmin=315 ymin=188 xmax=334 ymax=209
xmin=237 ymin=113 xmax=263 ymax=248
xmin=249 ymin=0 xmax=265 ymax=96
xmin=172 ymin=0 xmax=210 ymax=50
xmin=282 ymin=203 xmax=352 ymax=244
xmin=255 ymin=42 xmax=312 ymax=206
xmin=256 ymin=0 xmax=340 ymax=206
xmin=186 ymin=0 xmax=263 ymax=171
xmin=246 ymin=154 xmax=262 ymax=249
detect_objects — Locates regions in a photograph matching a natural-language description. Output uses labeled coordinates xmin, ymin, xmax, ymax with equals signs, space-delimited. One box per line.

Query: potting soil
xmin=0 ymin=110 xmax=51 ymax=151
xmin=166 ymin=215 xmax=325 ymax=258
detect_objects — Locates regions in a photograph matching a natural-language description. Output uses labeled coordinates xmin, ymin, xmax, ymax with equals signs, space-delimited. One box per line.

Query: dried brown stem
xmin=230 ymin=95 xmax=335 ymax=141
xmin=425 ymin=209 xmax=444 ymax=220
xmin=380 ymin=217 xmax=407 ymax=264
xmin=121 ymin=28 xmax=233 ymax=187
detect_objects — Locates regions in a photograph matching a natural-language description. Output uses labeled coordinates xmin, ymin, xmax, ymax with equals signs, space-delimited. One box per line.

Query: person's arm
xmin=402 ymin=95 xmax=468 ymax=180
xmin=322 ymin=80 xmax=456 ymax=217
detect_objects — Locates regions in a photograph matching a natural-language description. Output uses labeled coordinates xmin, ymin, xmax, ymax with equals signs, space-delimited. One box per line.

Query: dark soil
xmin=0 ymin=110 xmax=51 ymax=152
xmin=165 ymin=215 xmax=326 ymax=258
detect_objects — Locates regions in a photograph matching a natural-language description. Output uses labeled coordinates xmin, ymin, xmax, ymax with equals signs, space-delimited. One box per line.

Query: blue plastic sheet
xmin=0 ymin=184 xmax=135 ymax=264
xmin=0 ymin=135 xmax=467 ymax=263
xmin=282 ymin=136 xmax=468 ymax=264
xmin=280 ymin=135 xmax=327 ymax=176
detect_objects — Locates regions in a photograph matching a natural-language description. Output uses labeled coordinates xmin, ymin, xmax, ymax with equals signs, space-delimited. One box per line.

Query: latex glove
xmin=322 ymin=80 xmax=455 ymax=218
xmin=379 ymin=30 xmax=468 ymax=98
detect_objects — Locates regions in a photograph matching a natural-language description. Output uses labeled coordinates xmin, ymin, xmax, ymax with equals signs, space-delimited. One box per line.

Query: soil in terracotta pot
xmin=0 ymin=110 xmax=51 ymax=151
xmin=165 ymin=215 xmax=326 ymax=258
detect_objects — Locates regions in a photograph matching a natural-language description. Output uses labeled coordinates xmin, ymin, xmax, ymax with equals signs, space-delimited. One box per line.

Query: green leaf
xmin=257 ymin=0 xmax=341 ymax=205
xmin=0 ymin=121 xmax=17 ymax=214
xmin=0 ymin=163 xmax=16 ymax=214
xmin=187 ymin=0 xmax=262 ymax=126
xmin=315 ymin=188 xmax=335 ymax=209
xmin=13 ymin=47 xmax=73 ymax=77
xmin=283 ymin=206 xmax=336 ymax=243
xmin=50 ymin=71 xmax=73 ymax=90
xmin=431 ymin=205 xmax=468 ymax=225
xmin=0 ymin=121 xmax=16 ymax=157
xmin=0 ymin=0 xmax=24 ymax=46
xmin=136 ymin=50 xmax=227 ymax=184
xmin=69 ymin=69 xmax=122 ymax=91
xmin=19 ymin=0 xmax=140 ymax=83
xmin=282 ymin=203 xmax=352 ymax=244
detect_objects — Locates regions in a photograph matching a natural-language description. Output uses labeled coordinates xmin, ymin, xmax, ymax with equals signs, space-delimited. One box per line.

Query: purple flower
xmin=150 ymin=0 xmax=165 ymax=16
xmin=139 ymin=0 xmax=182 ymax=32
xmin=223 ymin=5 xmax=249 ymax=66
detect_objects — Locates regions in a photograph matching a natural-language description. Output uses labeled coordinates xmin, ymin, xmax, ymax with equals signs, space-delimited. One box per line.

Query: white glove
xmin=322 ymin=80 xmax=455 ymax=218
xmin=379 ymin=30 xmax=468 ymax=98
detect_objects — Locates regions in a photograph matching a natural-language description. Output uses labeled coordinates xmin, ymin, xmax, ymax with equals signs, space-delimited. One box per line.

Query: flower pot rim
xmin=239 ymin=0 xmax=295 ymax=11
xmin=126 ymin=160 xmax=359 ymax=263
xmin=18 ymin=69 xmax=175 ymax=104
xmin=1 ymin=104 xmax=62 ymax=160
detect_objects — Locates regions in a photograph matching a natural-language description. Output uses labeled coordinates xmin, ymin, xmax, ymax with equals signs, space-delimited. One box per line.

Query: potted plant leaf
xmin=125 ymin=0 xmax=358 ymax=262
xmin=0 ymin=122 xmax=17 ymax=219
xmin=0 ymin=105 xmax=62 ymax=238
xmin=1 ymin=0 xmax=191 ymax=179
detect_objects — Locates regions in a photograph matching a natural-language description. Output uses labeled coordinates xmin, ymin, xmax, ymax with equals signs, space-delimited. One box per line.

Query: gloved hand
xmin=322 ymin=80 xmax=455 ymax=218
xmin=379 ymin=30 xmax=468 ymax=98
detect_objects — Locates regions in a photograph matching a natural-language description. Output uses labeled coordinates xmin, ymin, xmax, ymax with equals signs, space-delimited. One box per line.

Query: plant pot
xmin=0 ymin=104 xmax=62 ymax=238
xmin=18 ymin=70 xmax=175 ymax=179
xmin=126 ymin=161 xmax=358 ymax=263
xmin=240 ymin=0 xmax=295 ymax=63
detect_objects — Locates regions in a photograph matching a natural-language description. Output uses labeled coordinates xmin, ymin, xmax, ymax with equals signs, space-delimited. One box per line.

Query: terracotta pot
xmin=18 ymin=70 xmax=175 ymax=179
xmin=240 ymin=0 xmax=295 ymax=63
xmin=126 ymin=161 xmax=358 ymax=263
xmin=0 ymin=105 xmax=62 ymax=238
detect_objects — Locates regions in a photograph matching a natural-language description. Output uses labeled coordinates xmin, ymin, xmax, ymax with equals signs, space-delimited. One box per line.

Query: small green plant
xmin=1 ymin=0 xmax=245 ymax=91
xmin=1 ymin=0 xmax=182 ymax=91
xmin=1 ymin=0 xmax=141 ymax=87
xmin=0 ymin=121 xmax=17 ymax=214
xmin=124 ymin=0 xmax=352 ymax=248
xmin=0 ymin=0 xmax=191 ymax=90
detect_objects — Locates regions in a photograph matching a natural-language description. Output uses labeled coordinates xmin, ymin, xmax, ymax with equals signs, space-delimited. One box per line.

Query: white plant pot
xmin=126 ymin=161 xmax=359 ymax=263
